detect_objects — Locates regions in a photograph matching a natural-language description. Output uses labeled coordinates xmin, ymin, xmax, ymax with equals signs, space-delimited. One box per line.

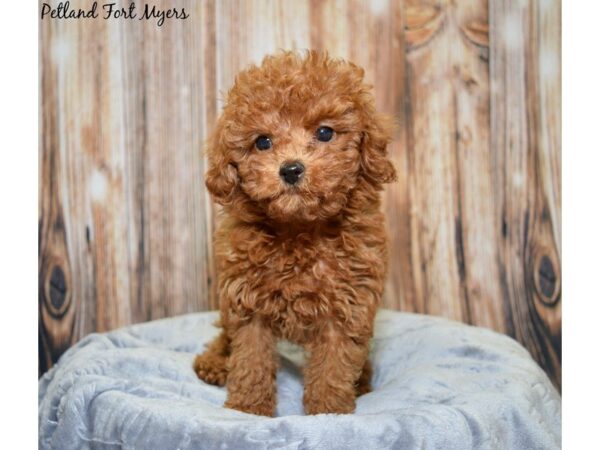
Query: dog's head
xmin=205 ymin=51 xmax=396 ymax=223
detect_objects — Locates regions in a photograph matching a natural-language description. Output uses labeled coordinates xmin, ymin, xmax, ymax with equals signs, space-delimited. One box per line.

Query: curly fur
xmin=194 ymin=51 xmax=396 ymax=416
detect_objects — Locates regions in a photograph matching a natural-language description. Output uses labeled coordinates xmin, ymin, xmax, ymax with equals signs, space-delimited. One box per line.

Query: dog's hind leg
xmin=355 ymin=358 xmax=373 ymax=396
xmin=194 ymin=329 xmax=230 ymax=386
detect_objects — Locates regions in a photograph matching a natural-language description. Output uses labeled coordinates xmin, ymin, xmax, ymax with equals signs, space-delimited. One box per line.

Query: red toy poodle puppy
xmin=194 ymin=50 xmax=396 ymax=416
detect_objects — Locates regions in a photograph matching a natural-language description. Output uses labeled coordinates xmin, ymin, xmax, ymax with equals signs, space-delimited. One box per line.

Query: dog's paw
xmin=224 ymin=398 xmax=276 ymax=417
xmin=193 ymin=353 xmax=227 ymax=386
xmin=304 ymin=399 xmax=356 ymax=415
xmin=304 ymin=389 xmax=356 ymax=415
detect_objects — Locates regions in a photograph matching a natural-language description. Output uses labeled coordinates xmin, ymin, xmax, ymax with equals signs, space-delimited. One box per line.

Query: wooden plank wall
xmin=39 ymin=0 xmax=561 ymax=389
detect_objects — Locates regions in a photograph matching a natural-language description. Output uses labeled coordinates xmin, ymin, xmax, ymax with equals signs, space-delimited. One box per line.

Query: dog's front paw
xmin=304 ymin=398 xmax=356 ymax=415
xmin=193 ymin=353 xmax=227 ymax=386
xmin=304 ymin=389 xmax=356 ymax=415
xmin=224 ymin=398 xmax=276 ymax=417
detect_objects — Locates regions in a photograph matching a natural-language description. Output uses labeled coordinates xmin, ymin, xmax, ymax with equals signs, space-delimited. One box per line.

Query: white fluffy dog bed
xmin=39 ymin=310 xmax=561 ymax=449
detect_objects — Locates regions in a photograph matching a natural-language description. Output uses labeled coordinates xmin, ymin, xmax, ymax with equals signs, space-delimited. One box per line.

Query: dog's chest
xmin=219 ymin=220 xmax=385 ymax=342
xmin=257 ymin=234 xmax=344 ymax=295
xmin=260 ymin=242 xmax=344 ymax=341
xmin=225 ymin=230 xmax=360 ymax=336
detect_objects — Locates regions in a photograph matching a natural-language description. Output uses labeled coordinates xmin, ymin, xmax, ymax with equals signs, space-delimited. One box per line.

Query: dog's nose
xmin=279 ymin=161 xmax=305 ymax=185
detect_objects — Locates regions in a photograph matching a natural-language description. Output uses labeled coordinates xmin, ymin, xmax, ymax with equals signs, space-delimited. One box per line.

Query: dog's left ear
xmin=360 ymin=112 xmax=397 ymax=186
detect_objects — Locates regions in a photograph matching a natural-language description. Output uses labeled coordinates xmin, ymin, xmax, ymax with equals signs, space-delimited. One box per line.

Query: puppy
xmin=194 ymin=51 xmax=396 ymax=416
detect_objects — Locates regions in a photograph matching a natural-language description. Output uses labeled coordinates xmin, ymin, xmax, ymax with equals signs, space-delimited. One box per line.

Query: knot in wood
xmin=534 ymin=254 xmax=560 ymax=306
xmin=45 ymin=264 xmax=70 ymax=317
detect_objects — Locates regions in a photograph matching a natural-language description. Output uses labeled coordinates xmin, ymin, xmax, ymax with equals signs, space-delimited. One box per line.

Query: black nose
xmin=279 ymin=161 xmax=305 ymax=185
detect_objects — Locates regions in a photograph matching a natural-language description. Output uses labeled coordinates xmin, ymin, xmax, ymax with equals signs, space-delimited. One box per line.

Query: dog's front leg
xmin=224 ymin=318 xmax=278 ymax=416
xmin=303 ymin=324 xmax=370 ymax=415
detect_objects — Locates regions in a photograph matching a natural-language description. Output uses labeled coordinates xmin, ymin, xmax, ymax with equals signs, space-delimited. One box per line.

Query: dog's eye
xmin=316 ymin=126 xmax=334 ymax=142
xmin=255 ymin=135 xmax=272 ymax=151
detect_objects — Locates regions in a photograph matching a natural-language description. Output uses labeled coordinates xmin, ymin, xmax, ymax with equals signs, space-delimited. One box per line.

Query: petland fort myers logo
xmin=40 ymin=1 xmax=189 ymax=27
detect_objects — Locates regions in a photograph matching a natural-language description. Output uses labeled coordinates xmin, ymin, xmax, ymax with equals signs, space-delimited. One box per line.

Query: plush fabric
xmin=38 ymin=310 xmax=561 ymax=449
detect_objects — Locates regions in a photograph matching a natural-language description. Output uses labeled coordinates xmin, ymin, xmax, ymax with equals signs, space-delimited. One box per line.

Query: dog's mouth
xmin=261 ymin=189 xmax=317 ymax=222
xmin=261 ymin=187 xmax=351 ymax=224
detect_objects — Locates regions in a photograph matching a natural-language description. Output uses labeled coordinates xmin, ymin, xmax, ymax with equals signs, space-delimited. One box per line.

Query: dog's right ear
xmin=204 ymin=125 xmax=239 ymax=206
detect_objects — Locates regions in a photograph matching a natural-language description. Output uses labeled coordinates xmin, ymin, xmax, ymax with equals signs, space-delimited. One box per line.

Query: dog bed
xmin=38 ymin=310 xmax=561 ymax=449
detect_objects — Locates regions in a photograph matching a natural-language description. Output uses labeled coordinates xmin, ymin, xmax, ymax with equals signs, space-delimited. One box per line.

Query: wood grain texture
xmin=39 ymin=0 xmax=561 ymax=389
xmin=489 ymin=0 xmax=561 ymax=389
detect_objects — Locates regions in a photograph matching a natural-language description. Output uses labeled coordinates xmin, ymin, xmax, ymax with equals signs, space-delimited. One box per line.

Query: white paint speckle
xmin=512 ymin=172 xmax=525 ymax=188
xmin=502 ymin=13 xmax=523 ymax=50
xmin=90 ymin=169 xmax=108 ymax=202
xmin=539 ymin=48 xmax=559 ymax=80
xmin=51 ymin=37 xmax=72 ymax=64
xmin=369 ymin=0 xmax=388 ymax=15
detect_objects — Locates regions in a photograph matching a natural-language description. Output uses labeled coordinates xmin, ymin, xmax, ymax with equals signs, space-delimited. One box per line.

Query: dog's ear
xmin=205 ymin=125 xmax=239 ymax=206
xmin=360 ymin=112 xmax=397 ymax=186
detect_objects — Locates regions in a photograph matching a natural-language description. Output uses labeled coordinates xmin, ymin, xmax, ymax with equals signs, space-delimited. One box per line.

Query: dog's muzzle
xmin=279 ymin=161 xmax=305 ymax=185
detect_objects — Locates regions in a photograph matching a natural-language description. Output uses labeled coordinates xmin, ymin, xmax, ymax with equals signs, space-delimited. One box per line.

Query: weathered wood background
xmin=39 ymin=0 xmax=561 ymax=389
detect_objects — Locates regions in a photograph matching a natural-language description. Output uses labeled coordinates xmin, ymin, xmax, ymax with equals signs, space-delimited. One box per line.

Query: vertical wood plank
xmin=139 ymin=1 xmax=210 ymax=321
xmin=400 ymin=0 xmax=510 ymax=332
xmin=403 ymin=0 xmax=465 ymax=321
xmin=40 ymin=13 xmax=98 ymax=372
xmin=489 ymin=0 xmax=561 ymax=389
xmin=453 ymin=1 xmax=506 ymax=331
xmin=371 ymin=0 xmax=414 ymax=313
